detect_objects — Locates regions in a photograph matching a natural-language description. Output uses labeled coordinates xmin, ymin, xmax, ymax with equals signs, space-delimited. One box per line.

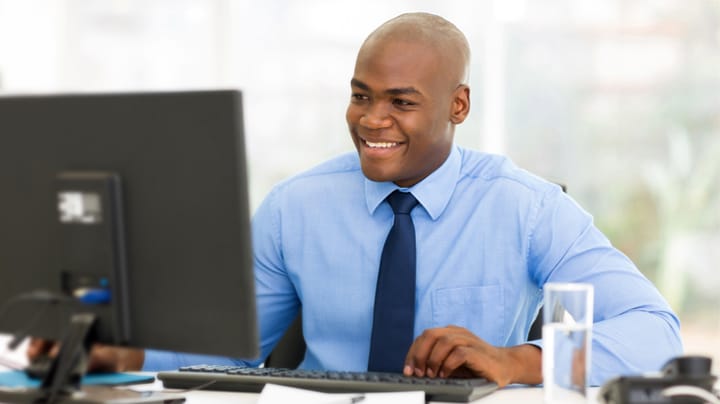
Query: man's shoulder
xmin=458 ymin=147 xmax=558 ymax=195
xmin=270 ymin=151 xmax=362 ymax=197
xmin=256 ymin=152 xmax=363 ymax=216
xmin=283 ymin=151 xmax=361 ymax=184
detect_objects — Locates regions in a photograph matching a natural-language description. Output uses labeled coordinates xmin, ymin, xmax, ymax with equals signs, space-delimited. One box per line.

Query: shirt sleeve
xmin=251 ymin=185 xmax=303 ymax=363
xmin=527 ymin=186 xmax=683 ymax=386
xmin=142 ymin=349 xmax=260 ymax=371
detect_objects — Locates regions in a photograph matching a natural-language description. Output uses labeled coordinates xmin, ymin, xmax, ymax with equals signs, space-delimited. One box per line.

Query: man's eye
xmin=393 ymin=99 xmax=415 ymax=107
xmin=351 ymin=93 xmax=369 ymax=101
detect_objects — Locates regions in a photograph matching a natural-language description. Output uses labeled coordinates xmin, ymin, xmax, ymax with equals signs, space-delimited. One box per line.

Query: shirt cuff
xmin=142 ymin=349 xmax=180 ymax=371
xmin=141 ymin=349 xmax=262 ymax=371
xmin=526 ymin=339 xmax=543 ymax=350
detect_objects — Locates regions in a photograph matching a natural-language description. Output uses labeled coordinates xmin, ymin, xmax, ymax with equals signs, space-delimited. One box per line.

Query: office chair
xmin=265 ymin=183 xmax=566 ymax=368
xmin=265 ymin=312 xmax=306 ymax=368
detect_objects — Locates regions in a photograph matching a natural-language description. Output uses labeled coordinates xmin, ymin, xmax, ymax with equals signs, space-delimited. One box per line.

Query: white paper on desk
xmin=257 ymin=383 xmax=424 ymax=404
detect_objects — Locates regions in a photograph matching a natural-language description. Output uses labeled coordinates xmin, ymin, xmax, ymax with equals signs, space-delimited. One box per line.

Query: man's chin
xmin=359 ymin=164 xmax=398 ymax=184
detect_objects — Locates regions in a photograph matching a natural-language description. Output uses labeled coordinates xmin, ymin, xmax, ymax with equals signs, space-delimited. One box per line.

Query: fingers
xmin=404 ymin=325 xmax=476 ymax=378
xmin=404 ymin=328 xmax=442 ymax=377
xmin=403 ymin=326 xmax=524 ymax=387
xmin=27 ymin=338 xmax=56 ymax=361
xmin=440 ymin=345 xmax=482 ymax=378
xmin=88 ymin=344 xmax=144 ymax=372
xmin=404 ymin=328 xmax=435 ymax=376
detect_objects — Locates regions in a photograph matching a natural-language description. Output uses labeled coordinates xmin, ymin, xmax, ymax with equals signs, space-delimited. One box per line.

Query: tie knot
xmin=387 ymin=191 xmax=418 ymax=215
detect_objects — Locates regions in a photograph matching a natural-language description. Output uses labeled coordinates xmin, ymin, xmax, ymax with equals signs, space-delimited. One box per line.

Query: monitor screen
xmin=0 ymin=90 xmax=258 ymax=363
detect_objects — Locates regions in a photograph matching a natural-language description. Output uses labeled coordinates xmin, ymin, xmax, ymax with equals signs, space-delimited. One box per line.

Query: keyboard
xmin=157 ymin=365 xmax=498 ymax=402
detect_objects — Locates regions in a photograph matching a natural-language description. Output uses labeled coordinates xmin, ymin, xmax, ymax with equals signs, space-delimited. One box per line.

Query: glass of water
xmin=542 ymin=283 xmax=594 ymax=403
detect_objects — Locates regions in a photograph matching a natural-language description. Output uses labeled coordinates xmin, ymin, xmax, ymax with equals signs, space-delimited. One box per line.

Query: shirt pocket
xmin=431 ymin=285 xmax=504 ymax=346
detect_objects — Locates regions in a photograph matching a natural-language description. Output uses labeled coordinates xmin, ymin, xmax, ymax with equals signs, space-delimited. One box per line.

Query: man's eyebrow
xmin=350 ymin=78 xmax=370 ymax=91
xmin=386 ymin=87 xmax=421 ymax=96
xmin=350 ymin=79 xmax=422 ymax=97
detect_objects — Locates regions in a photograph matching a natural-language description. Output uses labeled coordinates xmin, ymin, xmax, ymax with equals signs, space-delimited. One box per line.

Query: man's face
xmin=346 ymin=39 xmax=462 ymax=188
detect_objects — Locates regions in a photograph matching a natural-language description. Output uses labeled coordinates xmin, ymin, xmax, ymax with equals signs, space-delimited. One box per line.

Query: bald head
xmin=361 ymin=13 xmax=470 ymax=85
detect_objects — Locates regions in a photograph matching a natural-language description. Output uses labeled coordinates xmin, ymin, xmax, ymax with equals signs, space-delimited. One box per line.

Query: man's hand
xmin=403 ymin=325 xmax=542 ymax=388
xmin=27 ymin=338 xmax=58 ymax=362
xmin=27 ymin=338 xmax=144 ymax=372
xmin=87 ymin=343 xmax=144 ymax=372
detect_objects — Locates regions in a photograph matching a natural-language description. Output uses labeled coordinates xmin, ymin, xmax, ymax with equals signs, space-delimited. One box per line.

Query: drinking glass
xmin=542 ymin=283 xmax=593 ymax=403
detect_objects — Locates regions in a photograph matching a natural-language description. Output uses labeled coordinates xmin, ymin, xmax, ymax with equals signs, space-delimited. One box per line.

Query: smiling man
xmin=35 ymin=12 xmax=683 ymax=389
xmin=244 ymin=12 xmax=681 ymax=387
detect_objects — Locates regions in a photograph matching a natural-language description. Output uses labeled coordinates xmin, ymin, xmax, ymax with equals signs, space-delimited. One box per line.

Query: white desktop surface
xmin=129 ymin=374 xmax=600 ymax=403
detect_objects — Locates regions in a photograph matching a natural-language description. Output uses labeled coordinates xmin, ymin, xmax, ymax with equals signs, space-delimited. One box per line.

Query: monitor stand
xmin=0 ymin=313 xmax=185 ymax=404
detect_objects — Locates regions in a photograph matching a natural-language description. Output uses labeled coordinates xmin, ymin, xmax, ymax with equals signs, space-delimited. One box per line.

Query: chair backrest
xmin=527 ymin=309 xmax=543 ymax=340
xmin=264 ymin=312 xmax=306 ymax=368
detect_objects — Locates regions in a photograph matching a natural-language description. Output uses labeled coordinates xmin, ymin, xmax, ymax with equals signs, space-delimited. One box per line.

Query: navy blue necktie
xmin=368 ymin=190 xmax=419 ymax=373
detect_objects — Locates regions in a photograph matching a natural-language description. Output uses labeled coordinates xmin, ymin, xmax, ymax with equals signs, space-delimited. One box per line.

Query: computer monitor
xmin=0 ymin=90 xmax=258 ymax=402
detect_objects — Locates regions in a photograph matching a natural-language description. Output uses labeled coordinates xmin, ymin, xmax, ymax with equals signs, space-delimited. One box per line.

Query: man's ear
xmin=449 ymin=85 xmax=470 ymax=124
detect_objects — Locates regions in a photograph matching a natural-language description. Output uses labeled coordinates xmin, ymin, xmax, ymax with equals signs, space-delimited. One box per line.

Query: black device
xmin=599 ymin=355 xmax=718 ymax=404
xmin=158 ymin=365 xmax=498 ymax=402
xmin=0 ymin=90 xmax=258 ymax=403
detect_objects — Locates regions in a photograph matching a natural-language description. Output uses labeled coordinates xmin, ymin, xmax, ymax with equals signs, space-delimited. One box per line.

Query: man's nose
xmin=359 ymin=103 xmax=392 ymax=129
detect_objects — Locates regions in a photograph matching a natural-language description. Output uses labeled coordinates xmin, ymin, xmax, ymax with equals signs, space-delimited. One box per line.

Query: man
xmin=30 ymin=12 xmax=682 ymax=387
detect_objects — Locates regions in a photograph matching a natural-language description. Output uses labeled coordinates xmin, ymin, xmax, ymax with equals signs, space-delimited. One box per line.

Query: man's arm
xmin=28 ymin=338 xmax=260 ymax=372
xmin=528 ymin=187 xmax=683 ymax=385
xmin=27 ymin=339 xmax=145 ymax=372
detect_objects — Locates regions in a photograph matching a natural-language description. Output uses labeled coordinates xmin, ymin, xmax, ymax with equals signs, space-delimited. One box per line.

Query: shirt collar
xmin=364 ymin=145 xmax=462 ymax=220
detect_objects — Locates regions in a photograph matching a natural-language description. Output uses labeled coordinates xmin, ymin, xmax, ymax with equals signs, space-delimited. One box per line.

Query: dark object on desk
xmin=598 ymin=355 xmax=718 ymax=404
xmin=158 ymin=365 xmax=498 ymax=402
xmin=0 ymin=90 xmax=257 ymax=403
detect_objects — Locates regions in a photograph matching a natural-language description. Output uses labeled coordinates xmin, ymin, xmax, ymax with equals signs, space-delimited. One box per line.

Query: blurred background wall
xmin=1 ymin=0 xmax=718 ymax=369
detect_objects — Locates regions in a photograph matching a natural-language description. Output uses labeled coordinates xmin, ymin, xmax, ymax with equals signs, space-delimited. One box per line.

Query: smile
xmin=363 ymin=139 xmax=400 ymax=148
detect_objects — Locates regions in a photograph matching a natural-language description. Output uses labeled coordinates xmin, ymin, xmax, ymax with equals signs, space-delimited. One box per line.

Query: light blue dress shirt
xmin=144 ymin=145 xmax=682 ymax=385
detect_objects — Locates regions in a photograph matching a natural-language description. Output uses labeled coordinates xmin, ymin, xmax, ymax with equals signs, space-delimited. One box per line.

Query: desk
xmin=128 ymin=375 xmax=600 ymax=403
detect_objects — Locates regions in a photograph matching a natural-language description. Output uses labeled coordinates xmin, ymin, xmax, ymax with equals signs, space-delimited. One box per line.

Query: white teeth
xmin=365 ymin=141 xmax=398 ymax=148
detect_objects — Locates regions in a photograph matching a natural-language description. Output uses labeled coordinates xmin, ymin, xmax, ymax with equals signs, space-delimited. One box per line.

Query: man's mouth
xmin=362 ymin=138 xmax=401 ymax=149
